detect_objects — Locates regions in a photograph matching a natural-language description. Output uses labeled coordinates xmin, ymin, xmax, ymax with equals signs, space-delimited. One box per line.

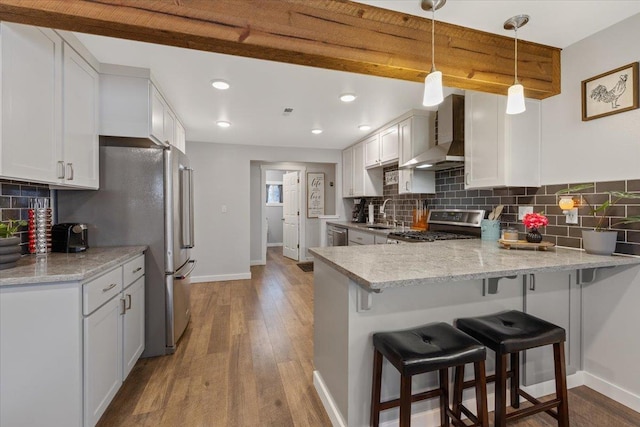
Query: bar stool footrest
xmin=379 ymin=388 xmax=443 ymax=411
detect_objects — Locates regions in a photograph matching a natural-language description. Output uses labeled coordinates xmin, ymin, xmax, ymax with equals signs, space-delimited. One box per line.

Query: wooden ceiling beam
xmin=0 ymin=0 xmax=561 ymax=99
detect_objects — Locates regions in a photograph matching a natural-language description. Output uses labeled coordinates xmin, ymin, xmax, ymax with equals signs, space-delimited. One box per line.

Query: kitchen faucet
xmin=380 ymin=198 xmax=395 ymax=226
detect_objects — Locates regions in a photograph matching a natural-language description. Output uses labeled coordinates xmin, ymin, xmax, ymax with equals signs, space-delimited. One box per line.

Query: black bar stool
xmin=455 ymin=310 xmax=569 ymax=427
xmin=371 ymin=322 xmax=489 ymax=427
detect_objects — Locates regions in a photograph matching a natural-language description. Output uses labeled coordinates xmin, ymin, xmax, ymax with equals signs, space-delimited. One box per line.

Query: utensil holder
xmin=481 ymin=219 xmax=501 ymax=241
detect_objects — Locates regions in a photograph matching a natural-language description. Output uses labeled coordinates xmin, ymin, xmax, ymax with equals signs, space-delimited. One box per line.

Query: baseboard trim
xmin=250 ymin=259 xmax=265 ymax=266
xmin=191 ymin=273 xmax=251 ymax=283
xmin=583 ymin=371 xmax=640 ymax=413
xmin=267 ymin=243 xmax=283 ymax=247
xmin=313 ymin=371 xmax=347 ymax=427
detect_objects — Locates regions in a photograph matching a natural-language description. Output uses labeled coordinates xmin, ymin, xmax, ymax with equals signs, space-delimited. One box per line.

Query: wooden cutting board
xmin=498 ymin=240 xmax=556 ymax=250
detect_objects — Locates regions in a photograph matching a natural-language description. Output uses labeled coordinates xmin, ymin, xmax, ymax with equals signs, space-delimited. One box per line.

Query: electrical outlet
xmin=518 ymin=206 xmax=533 ymax=220
xmin=564 ymin=208 xmax=579 ymax=224
xmin=221 ymin=205 xmax=227 ymax=213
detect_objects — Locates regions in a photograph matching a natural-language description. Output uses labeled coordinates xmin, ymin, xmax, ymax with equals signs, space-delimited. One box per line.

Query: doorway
xmin=282 ymin=171 xmax=300 ymax=261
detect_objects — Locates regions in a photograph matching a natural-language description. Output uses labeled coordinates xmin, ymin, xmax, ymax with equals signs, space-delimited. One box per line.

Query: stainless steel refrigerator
xmin=57 ymin=142 xmax=195 ymax=357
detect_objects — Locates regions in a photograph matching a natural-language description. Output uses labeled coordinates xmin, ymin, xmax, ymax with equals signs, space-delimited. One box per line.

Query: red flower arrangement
xmin=522 ymin=212 xmax=548 ymax=230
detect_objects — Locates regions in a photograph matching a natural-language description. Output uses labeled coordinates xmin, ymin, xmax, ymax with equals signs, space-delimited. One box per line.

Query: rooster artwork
xmin=590 ymin=74 xmax=628 ymax=108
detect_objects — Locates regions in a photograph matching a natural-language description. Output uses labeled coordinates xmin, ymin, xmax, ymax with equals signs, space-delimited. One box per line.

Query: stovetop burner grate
xmin=387 ymin=230 xmax=478 ymax=242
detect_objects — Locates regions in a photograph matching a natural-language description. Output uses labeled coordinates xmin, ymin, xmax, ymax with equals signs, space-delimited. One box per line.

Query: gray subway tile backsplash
xmin=368 ymin=165 xmax=640 ymax=256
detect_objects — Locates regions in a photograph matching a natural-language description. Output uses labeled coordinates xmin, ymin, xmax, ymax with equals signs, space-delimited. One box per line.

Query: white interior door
xmin=283 ymin=171 xmax=300 ymax=260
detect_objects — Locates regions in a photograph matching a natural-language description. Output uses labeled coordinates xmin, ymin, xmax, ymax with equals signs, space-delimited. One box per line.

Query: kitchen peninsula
xmin=309 ymin=241 xmax=640 ymax=426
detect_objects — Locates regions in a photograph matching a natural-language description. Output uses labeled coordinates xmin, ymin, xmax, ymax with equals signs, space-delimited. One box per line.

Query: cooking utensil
xmin=494 ymin=204 xmax=504 ymax=220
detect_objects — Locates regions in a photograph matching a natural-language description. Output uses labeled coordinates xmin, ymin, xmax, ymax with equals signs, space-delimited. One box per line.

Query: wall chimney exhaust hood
xmin=401 ymin=94 xmax=465 ymax=171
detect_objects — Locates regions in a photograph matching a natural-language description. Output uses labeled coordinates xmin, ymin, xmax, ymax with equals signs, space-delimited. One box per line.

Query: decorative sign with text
xmin=307 ymin=172 xmax=325 ymax=218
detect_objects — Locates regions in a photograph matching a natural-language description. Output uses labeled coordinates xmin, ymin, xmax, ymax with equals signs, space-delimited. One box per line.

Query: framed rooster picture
xmin=582 ymin=62 xmax=638 ymax=121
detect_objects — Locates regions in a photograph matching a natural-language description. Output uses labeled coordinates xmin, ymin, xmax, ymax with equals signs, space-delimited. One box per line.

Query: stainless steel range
xmin=387 ymin=209 xmax=485 ymax=243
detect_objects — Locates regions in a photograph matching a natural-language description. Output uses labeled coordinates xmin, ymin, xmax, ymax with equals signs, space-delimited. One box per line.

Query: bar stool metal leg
xmin=371 ymin=349 xmax=383 ymax=427
xmin=554 ymin=343 xmax=570 ymax=427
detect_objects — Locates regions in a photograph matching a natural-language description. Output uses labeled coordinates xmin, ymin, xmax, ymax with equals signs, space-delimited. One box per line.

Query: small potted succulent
xmin=556 ymin=184 xmax=640 ymax=255
xmin=522 ymin=212 xmax=548 ymax=243
xmin=0 ymin=219 xmax=27 ymax=270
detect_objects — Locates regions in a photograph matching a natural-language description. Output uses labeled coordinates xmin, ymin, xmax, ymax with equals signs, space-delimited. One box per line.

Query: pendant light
xmin=504 ymin=15 xmax=529 ymax=115
xmin=421 ymin=0 xmax=446 ymax=107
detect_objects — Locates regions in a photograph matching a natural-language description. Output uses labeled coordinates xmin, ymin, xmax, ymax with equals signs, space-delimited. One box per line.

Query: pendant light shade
xmin=506 ymin=83 xmax=526 ymax=114
xmin=423 ymin=71 xmax=443 ymax=106
xmin=421 ymin=0 xmax=446 ymax=107
xmin=504 ymin=14 xmax=529 ymax=115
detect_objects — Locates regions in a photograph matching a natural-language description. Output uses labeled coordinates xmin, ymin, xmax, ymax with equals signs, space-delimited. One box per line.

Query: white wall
xmin=540 ymin=13 xmax=640 ymax=185
xmin=188 ymin=141 xmax=343 ymax=282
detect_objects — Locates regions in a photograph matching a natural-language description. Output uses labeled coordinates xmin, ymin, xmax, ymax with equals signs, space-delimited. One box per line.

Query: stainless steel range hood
xmin=401 ymin=94 xmax=465 ymax=171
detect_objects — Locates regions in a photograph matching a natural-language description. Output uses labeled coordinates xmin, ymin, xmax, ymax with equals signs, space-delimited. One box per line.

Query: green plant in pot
xmin=0 ymin=219 xmax=27 ymax=270
xmin=556 ymin=184 xmax=640 ymax=255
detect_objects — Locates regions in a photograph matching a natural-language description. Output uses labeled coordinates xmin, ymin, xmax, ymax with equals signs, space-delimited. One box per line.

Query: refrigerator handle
xmin=181 ymin=167 xmax=195 ymax=249
xmin=175 ymin=259 xmax=197 ymax=280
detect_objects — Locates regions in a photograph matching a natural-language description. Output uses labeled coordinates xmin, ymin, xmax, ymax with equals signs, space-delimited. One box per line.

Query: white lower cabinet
xmin=84 ymin=295 xmax=122 ymax=427
xmin=348 ymin=229 xmax=375 ymax=246
xmin=0 ymin=252 xmax=145 ymax=427
xmin=523 ymin=271 xmax=580 ymax=386
xmin=122 ymin=275 xmax=145 ymax=379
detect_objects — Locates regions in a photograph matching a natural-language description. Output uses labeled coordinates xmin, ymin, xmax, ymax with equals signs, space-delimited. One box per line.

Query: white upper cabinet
xmin=342 ymin=142 xmax=382 ymax=198
xmin=364 ymin=124 xmax=399 ymax=168
xmin=175 ymin=120 xmax=186 ymax=153
xmin=464 ymin=90 xmax=541 ymax=189
xmin=398 ymin=113 xmax=436 ymax=194
xmin=101 ymin=67 xmax=185 ymax=150
xmin=0 ymin=22 xmax=99 ymax=189
xmin=62 ymin=44 xmax=99 ymax=188
xmin=0 ymin=23 xmax=62 ymax=184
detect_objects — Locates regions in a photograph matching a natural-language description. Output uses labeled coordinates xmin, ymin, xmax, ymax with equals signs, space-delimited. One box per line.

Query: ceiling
xmin=74 ymin=1 xmax=640 ymax=151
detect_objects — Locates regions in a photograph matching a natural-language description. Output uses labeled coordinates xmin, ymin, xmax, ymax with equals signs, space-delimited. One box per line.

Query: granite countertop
xmin=0 ymin=246 xmax=147 ymax=287
xmin=309 ymin=240 xmax=640 ymax=291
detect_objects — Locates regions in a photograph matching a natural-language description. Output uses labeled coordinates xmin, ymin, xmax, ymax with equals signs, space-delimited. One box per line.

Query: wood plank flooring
xmin=98 ymin=247 xmax=640 ymax=427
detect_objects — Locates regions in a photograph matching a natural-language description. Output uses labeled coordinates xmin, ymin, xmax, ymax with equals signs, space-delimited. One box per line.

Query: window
xmin=266 ymin=182 xmax=283 ymax=205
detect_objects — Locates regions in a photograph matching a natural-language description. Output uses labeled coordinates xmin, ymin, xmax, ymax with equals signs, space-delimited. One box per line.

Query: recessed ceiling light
xmin=211 ymin=79 xmax=230 ymax=90
xmin=216 ymin=120 xmax=231 ymax=128
xmin=311 ymin=129 xmax=323 ymax=135
xmin=358 ymin=124 xmax=371 ymax=131
xmin=339 ymin=93 xmax=357 ymax=103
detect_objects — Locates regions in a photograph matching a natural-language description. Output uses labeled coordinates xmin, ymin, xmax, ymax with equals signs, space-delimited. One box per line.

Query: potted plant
xmin=556 ymin=184 xmax=640 ymax=255
xmin=522 ymin=212 xmax=549 ymax=243
xmin=0 ymin=219 xmax=27 ymax=270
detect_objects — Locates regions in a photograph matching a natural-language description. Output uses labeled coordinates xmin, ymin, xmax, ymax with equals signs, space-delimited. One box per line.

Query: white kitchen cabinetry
xmin=101 ymin=67 xmax=186 ymax=149
xmin=122 ymin=255 xmax=146 ymax=380
xmin=523 ymin=271 xmax=580 ymax=386
xmin=0 ymin=22 xmax=62 ymax=184
xmin=348 ymin=229 xmax=375 ymax=246
xmin=342 ymin=142 xmax=382 ymax=198
xmin=398 ymin=115 xmax=436 ymax=194
xmin=364 ymin=124 xmax=399 ymax=168
xmin=0 ymin=251 xmax=145 ymax=427
xmin=0 ymin=23 xmax=99 ymax=188
xmin=464 ymin=90 xmax=541 ymax=189
xmin=62 ymin=44 xmax=99 ymax=188
xmin=175 ymin=120 xmax=187 ymax=153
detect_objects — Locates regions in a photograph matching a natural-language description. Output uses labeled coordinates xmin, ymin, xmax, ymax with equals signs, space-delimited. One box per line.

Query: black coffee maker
xmin=52 ymin=223 xmax=89 ymax=253
xmin=351 ymin=198 xmax=367 ymax=223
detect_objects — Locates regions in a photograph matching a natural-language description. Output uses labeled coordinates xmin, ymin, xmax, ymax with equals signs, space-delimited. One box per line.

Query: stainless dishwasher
xmin=327 ymin=225 xmax=348 ymax=247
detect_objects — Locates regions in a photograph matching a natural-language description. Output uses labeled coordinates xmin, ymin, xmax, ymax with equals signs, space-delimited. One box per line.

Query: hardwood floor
xmin=99 ymin=248 xmax=640 ymax=427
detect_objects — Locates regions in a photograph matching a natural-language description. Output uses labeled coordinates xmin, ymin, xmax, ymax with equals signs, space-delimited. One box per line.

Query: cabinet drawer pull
xmin=57 ymin=161 xmax=65 ymax=179
xmin=132 ymin=267 xmax=142 ymax=274
xmin=126 ymin=294 xmax=132 ymax=310
xmin=102 ymin=283 xmax=117 ymax=292
xmin=66 ymin=163 xmax=74 ymax=180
